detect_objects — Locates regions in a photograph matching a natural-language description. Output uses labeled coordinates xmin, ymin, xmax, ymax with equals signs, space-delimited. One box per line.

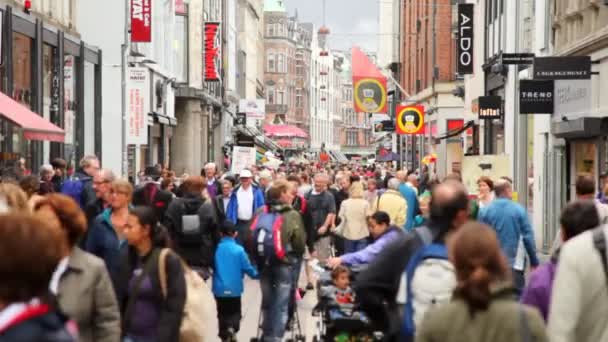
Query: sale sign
xmin=131 ymin=0 xmax=152 ymax=42
xmin=204 ymin=22 xmax=221 ymax=81
xmin=126 ymin=67 xmax=150 ymax=145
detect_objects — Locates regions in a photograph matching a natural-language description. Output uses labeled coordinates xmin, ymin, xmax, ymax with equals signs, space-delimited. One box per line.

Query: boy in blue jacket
xmin=213 ymin=220 xmax=258 ymax=341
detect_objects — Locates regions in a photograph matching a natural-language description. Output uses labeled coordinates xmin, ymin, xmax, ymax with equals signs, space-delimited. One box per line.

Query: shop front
xmin=0 ymin=6 xmax=102 ymax=172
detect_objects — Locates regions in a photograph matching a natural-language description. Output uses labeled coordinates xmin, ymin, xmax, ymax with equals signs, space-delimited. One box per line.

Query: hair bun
xmin=469 ymin=266 xmax=490 ymax=285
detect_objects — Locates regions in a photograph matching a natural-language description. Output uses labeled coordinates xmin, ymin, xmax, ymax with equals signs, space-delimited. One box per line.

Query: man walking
xmin=226 ymin=169 xmax=265 ymax=246
xmin=398 ymin=171 xmax=418 ymax=230
xmin=373 ymin=178 xmax=407 ymax=228
xmin=478 ymin=178 xmax=539 ymax=296
xmin=305 ymin=173 xmax=336 ymax=262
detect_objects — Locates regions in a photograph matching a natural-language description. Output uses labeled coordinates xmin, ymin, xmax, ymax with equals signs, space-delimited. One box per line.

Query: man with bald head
xmin=304 ymin=173 xmax=336 ymax=264
xmin=478 ymin=178 xmax=539 ymax=297
xmin=355 ymin=180 xmax=470 ymax=341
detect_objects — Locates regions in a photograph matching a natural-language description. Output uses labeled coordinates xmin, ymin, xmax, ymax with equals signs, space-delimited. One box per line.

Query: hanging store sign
xmin=478 ymin=96 xmax=502 ymax=119
xmin=231 ymin=146 xmax=256 ymax=174
xmin=520 ymin=80 xmax=554 ymax=114
xmin=457 ymin=3 xmax=474 ymax=74
xmin=533 ymin=56 xmax=591 ymax=80
xmin=204 ymin=22 xmax=221 ymax=82
xmin=131 ymin=0 xmax=152 ymax=42
xmin=396 ymin=105 xmax=425 ymax=135
xmin=126 ymin=67 xmax=150 ymax=145
xmin=239 ymin=99 xmax=265 ymax=120
xmin=353 ymin=78 xmax=388 ymax=113
xmin=502 ymin=53 xmax=535 ymax=65
xmin=554 ymin=79 xmax=591 ymax=120
xmin=236 ymin=132 xmax=255 ymax=147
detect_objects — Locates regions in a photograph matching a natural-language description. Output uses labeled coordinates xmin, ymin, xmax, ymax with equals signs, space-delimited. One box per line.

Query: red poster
xmin=131 ymin=0 xmax=152 ymax=42
xmin=175 ymin=0 xmax=186 ymax=14
xmin=204 ymin=22 xmax=221 ymax=81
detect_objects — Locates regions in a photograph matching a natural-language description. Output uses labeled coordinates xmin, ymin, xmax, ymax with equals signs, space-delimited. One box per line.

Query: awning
xmin=0 ymin=91 xmax=64 ymax=142
xmin=277 ymin=139 xmax=292 ymax=148
xmin=264 ymin=124 xmax=308 ymax=138
xmin=149 ymin=112 xmax=177 ymax=126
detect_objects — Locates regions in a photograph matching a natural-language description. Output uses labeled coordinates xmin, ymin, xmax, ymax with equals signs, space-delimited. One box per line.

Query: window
xmin=267 ymin=52 xmax=275 ymax=72
xmin=174 ymin=13 xmax=188 ymax=83
xmin=277 ymin=54 xmax=285 ymax=73
xmin=268 ymin=24 xmax=275 ymax=36
xmin=278 ymin=90 xmax=285 ymax=105
xmin=267 ymin=87 xmax=275 ymax=104
xmin=296 ymin=89 xmax=303 ymax=108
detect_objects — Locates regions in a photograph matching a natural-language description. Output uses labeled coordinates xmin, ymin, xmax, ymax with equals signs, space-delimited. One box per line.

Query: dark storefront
xmin=0 ymin=6 xmax=102 ymax=173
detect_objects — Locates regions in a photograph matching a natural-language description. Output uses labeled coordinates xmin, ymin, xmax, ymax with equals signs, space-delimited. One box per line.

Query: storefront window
xmin=84 ymin=61 xmax=95 ymax=155
xmin=174 ymin=14 xmax=188 ymax=83
xmin=43 ymin=45 xmax=58 ymax=163
xmin=13 ymin=33 xmax=32 ymax=108
xmin=573 ymin=141 xmax=596 ymax=177
xmin=64 ymin=55 xmax=77 ymax=165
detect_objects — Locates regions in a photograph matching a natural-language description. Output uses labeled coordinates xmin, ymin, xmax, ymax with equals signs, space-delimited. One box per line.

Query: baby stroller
xmin=311 ymin=264 xmax=383 ymax=342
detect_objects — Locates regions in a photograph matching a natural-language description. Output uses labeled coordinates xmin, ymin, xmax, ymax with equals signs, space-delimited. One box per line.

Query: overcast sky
xmin=284 ymin=0 xmax=379 ymax=53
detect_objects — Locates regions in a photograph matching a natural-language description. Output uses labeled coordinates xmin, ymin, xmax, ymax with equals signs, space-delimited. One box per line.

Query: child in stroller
xmin=314 ymin=265 xmax=382 ymax=342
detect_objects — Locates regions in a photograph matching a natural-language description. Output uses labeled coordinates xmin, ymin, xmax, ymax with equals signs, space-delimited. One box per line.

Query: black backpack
xmin=174 ymin=198 xmax=218 ymax=268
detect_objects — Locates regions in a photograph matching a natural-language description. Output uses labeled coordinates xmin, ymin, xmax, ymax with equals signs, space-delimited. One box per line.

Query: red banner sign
xmin=396 ymin=105 xmax=425 ymax=135
xmin=175 ymin=0 xmax=186 ymax=14
xmin=131 ymin=0 xmax=152 ymax=42
xmin=204 ymin=22 xmax=221 ymax=82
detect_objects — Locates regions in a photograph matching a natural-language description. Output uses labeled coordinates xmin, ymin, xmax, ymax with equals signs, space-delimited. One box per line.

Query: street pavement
xmin=205 ymin=277 xmax=319 ymax=342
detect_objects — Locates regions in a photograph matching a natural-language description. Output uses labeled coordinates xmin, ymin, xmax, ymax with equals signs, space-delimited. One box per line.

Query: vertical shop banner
xmin=351 ymin=47 xmax=388 ymax=113
xmin=231 ymin=146 xmax=256 ymax=174
xmin=395 ymin=105 xmax=425 ymax=135
xmin=204 ymin=22 xmax=221 ymax=82
xmin=126 ymin=67 xmax=150 ymax=145
xmin=131 ymin=0 xmax=152 ymax=42
xmin=63 ymin=56 xmax=75 ymax=145
xmin=457 ymin=3 xmax=474 ymax=74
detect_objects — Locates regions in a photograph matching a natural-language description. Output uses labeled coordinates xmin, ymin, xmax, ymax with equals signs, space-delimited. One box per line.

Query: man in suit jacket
xmin=215 ymin=177 xmax=235 ymax=223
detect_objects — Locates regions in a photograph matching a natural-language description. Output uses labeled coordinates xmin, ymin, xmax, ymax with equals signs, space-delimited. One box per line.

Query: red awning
xmin=264 ymin=125 xmax=308 ymax=138
xmin=0 ymin=91 xmax=65 ymax=142
xmin=277 ymin=139 xmax=292 ymax=147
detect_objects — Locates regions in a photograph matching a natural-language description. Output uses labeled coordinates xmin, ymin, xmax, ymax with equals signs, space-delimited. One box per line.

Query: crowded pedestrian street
xmin=2 ymin=0 xmax=608 ymax=342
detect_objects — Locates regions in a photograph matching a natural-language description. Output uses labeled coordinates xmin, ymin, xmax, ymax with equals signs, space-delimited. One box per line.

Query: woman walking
xmin=337 ymin=182 xmax=371 ymax=253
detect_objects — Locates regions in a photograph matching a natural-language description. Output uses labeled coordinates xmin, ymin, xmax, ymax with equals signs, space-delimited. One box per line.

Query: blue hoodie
xmin=212 ymin=237 xmax=258 ymax=297
xmin=399 ymin=184 xmax=419 ymax=231
xmin=225 ymin=184 xmax=265 ymax=224
xmin=478 ymin=198 xmax=539 ymax=268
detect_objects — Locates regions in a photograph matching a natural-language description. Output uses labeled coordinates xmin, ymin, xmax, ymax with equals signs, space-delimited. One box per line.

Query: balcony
xmin=266 ymin=104 xmax=288 ymax=114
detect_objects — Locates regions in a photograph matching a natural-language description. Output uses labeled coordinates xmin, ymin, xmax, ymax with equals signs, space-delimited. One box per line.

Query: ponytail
xmin=455 ymin=265 xmax=492 ymax=315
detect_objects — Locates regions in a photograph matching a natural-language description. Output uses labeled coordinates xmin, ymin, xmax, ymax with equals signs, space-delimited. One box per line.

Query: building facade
xmin=399 ymin=0 xmax=465 ymax=176
xmin=0 ymin=0 xmax=102 ymax=174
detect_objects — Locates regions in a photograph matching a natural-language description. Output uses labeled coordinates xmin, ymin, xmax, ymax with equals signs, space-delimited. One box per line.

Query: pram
xmin=311 ymin=263 xmax=384 ymax=342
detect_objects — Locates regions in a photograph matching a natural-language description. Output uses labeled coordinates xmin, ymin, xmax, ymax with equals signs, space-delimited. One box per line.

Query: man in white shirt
xmin=226 ymin=169 xmax=265 ymax=246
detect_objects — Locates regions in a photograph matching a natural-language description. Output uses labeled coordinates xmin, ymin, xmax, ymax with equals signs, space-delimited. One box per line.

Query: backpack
xmin=61 ymin=177 xmax=87 ymax=208
xmin=175 ymin=198 xmax=217 ymax=268
xmin=159 ymin=249 xmax=211 ymax=342
xmin=250 ymin=206 xmax=287 ymax=269
xmin=402 ymin=242 xmax=456 ymax=339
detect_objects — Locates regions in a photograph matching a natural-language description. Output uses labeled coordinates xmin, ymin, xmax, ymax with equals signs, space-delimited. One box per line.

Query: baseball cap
xmin=239 ymin=169 xmax=253 ymax=178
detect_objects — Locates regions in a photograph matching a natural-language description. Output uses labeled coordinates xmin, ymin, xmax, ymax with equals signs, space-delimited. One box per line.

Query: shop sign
xmin=533 ymin=56 xmax=591 ymax=80
xmin=131 ymin=0 xmax=152 ymax=42
xmin=231 ymin=146 xmax=256 ymax=174
xmin=204 ymin=22 xmax=221 ymax=82
xmin=234 ymin=113 xmax=246 ymax=126
xmin=519 ymin=80 xmax=554 ymax=114
xmin=63 ymin=56 xmax=75 ymax=145
xmin=396 ymin=105 xmax=424 ymax=135
xmin=478 ymin=96 xmax=502 ymax=119
xmin=502 ymin=53 xmax=535 ymax=65
xmin=126 ymin=67 xmax=150 ymax=145
xmin=175 ymin=0 xmax=186 ymax=14
xmin=457 ymin=3 xmax=474 ymax=74
xmin=236 ymin=132 xmax=254 ymax=147
xmin=239 ymin=99 xmax=265 ymax=120
xmin=353 ymin=78 xmax=388 ymax=114
xmin=554 ymin=79 xmax=591 ymax=120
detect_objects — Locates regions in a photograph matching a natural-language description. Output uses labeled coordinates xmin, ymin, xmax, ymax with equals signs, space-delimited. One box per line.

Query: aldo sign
xmin=457 ymin=4 xmax=474 ymax=74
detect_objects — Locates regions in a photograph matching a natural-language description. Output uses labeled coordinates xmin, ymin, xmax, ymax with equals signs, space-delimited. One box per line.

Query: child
xmin=212 ymin=221 xmax=259 ymax=341
xmin=322 ymin=266 xmax=356 ymax=317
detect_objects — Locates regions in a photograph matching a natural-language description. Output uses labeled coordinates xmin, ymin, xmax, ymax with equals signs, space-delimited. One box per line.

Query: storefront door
xmin=570 ymin=139 xmax=599 ymax=200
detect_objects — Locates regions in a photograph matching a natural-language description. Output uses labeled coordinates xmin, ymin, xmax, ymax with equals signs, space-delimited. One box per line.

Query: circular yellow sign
xmin=397 ymin=106 xmax=424 ymax=134
xmin=354 ymin=78 xmax=387 ymax=113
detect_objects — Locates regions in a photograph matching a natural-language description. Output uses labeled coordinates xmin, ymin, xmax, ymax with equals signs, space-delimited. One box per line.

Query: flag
xmin=351 ymin=47 xmax=388 ymax=114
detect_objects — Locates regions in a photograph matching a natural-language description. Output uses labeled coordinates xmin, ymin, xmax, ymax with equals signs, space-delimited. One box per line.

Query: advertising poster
xmin=126 ymin=67 xmax=150 ymax=145
xmin=131 ymin=0 xmax=152 ymax=42
xmin=461 ymin=155 xmax=511 ymax=195
xmin=231 ymin=146 xmax=257 ymax=174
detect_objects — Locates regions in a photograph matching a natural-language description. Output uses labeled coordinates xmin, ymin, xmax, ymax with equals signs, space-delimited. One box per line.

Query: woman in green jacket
xmin=416 ymin=222 xmax=548 ymax=342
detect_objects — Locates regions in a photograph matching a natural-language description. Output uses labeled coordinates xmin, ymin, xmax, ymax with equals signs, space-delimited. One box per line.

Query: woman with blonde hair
xmin=85 ymin=179 xmax=134 ymax=289
xmin=0 ymin=182 xmax=29 ymax=213
xmin=335 ymin=181 xmax=371 ymax=253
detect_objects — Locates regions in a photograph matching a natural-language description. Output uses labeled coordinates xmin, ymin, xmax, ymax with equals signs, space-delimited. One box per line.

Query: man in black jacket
xmin=354 ymin=181 xmax=469 ymax=341
xmin=164 ymin=176 xmax=218 ymax=279
xmin=133 ymin=166 xmax=174 ymax=220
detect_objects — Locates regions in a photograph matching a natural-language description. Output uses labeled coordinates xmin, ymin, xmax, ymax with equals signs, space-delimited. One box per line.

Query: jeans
xmin=344 ymin=238 xmax=369 ymax=254
xmin=260 ymin=263 xmax=293 ymax=342
xmin=235 ymin=219 xmax=253 ymax=255
xmin=287 ymin=257 xmax=303 ymax=327
xmin=512 ymin=269 xmax=525 ymax=298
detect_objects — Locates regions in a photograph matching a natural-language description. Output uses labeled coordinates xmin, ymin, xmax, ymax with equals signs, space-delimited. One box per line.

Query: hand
xmin=318 ymin=225 xmax=328 ymax=235
xmin=327 ymin=257 xmax=342 ymax=269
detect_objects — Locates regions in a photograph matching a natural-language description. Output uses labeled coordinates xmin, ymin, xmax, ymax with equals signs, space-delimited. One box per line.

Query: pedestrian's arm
xmin=240 ymin=249 xmax=259 ymax=279
xmin=519 ymin=210 xmax=540 ymax=267
xmin=548 ymin=245 xmax=583 ymax=342
xmin=158 ymin=254 xmax=187 ymax=341
xmin=341 ymin=237 xmax=387 ymax=265
xmin=84 ymin=225 xmax=99 ymax=256
xmin=92 ymin=265 xmax=121 ymax=342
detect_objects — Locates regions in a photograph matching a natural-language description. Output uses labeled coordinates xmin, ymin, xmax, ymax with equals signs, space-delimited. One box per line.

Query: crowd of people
xmin=1 ymin=155 xmax=608 ymax=342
